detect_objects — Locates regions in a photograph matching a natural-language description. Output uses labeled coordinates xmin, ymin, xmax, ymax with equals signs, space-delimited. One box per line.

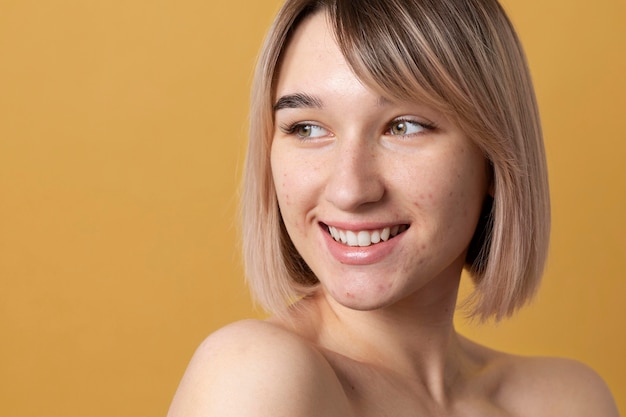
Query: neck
xmin=300 ymin=272 xmax=467 ymax=402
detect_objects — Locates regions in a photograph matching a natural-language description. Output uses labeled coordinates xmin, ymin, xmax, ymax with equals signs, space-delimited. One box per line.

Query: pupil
xmin=394 ymin=122 xmax=406 ymax=135
xmin=298 ymin=125 xmax=311 ymax=137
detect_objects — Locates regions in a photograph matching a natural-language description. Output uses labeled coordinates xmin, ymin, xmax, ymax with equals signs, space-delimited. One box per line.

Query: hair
xmin=242 ymin=0 xmax=550 ymax=321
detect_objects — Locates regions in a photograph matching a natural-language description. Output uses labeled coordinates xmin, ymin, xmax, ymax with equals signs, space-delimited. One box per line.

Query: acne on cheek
xmin=406 ymin=253 xmax=426 ymax=268
xmin=414 ymin=193 xmax=435 ymax=208
xmin=376 ymin=282 xmax=392 ymax=294
xmin=278 ymin=174 xmax=292 ymax=205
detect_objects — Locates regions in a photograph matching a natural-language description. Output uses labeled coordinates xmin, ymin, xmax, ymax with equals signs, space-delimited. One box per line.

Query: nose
xmin=324 ymin=138 xmax=385 ymax=211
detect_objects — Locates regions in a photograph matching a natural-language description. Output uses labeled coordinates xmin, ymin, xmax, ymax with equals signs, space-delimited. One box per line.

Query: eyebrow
xmin=273 ymin=93 xmax=323 ymax=111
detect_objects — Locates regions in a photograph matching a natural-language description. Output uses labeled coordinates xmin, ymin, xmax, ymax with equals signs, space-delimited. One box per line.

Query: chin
xmin=322 ymin=281 xmax=402 ymax=312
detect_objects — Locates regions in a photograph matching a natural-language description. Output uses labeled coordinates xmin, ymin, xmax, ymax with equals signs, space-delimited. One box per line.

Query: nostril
xmin=323 ymin=158 xmax=385 ymax=210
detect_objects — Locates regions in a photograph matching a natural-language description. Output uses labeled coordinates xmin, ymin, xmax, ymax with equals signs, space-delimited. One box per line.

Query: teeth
xmin=327 ymin=225 xmax=407 ymax=247
xmin=357 ymin=231 xmax=370 ymax=247
xmin=346 ymin=231 xmax=358 ymax=247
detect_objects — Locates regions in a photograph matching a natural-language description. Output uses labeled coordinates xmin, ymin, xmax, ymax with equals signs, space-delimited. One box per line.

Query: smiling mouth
xmin=325 ymin=224 xmax=409 ymax=247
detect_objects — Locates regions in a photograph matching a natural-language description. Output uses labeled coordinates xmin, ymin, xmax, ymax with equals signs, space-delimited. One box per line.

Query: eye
xmin=386 ymin=118 xmax=432 ymax=136
xmin=281 ymin=123 xmax=330 ymax=139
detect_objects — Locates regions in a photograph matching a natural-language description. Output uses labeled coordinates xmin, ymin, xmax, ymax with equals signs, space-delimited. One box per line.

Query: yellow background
xmin=0 ymin=0 xmax=624 ymax=415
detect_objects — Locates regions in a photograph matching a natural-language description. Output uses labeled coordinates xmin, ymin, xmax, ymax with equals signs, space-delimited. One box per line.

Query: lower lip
xmin=322 ymin=226 xmax=405 ymax=265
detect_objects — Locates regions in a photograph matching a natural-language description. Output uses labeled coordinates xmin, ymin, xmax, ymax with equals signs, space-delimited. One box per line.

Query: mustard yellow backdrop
xmin=0 ymin=0 xmax=624 ymax=415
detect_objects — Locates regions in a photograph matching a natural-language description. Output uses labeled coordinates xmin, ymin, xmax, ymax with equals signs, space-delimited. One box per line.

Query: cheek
xmin=271 ymin=149 xmax=318 ymax=232
xmin=271 ymin=150 xmax=293 ymax=226
xmin=273 ymin=170 xmax=292 ymax=207
xmin=271 ymin=145 xmax=296 ymax=205
xmin=272 ymin=147 xmax=325 ymax=203
xmin=410 ymin=156 xmax=488 ymax=220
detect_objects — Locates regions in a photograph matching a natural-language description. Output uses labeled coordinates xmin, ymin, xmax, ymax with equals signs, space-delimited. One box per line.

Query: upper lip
xmin=320 ymin=221 xmax=409 ymax=231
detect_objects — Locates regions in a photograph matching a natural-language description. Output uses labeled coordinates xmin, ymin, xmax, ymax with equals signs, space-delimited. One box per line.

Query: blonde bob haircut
xmin=242 ymin=0 xmax=550 ymax=321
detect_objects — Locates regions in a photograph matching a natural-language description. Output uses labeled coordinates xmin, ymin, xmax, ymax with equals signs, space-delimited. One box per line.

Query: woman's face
xmin=271 ymin=12 xmax=490 ymax=311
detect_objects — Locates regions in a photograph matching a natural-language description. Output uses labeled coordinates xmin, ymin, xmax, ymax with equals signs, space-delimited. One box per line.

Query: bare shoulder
xmin=167 ymin=319 xmax=351 ymax=417
xmin=496 ymin=354 xmax=619 ymax=417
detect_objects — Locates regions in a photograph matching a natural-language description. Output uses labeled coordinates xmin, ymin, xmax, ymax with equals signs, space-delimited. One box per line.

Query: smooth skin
xmin=167 ymin=12 xmax=619 ymax=417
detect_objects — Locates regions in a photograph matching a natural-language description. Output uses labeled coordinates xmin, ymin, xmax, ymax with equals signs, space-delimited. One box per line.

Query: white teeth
xmin=346 ymin=230 xmax=358 ymax=246
xmin=357 ymin=231 xmax=370 ymax=247
xmin=327 ymin=225 xmax=407 ymax=247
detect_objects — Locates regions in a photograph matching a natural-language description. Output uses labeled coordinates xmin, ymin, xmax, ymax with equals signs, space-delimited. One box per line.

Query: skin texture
xmin=270 ymin=14 xmax=489 ymax=315
xmin=167 ymin=12 xmax=619 ymax=417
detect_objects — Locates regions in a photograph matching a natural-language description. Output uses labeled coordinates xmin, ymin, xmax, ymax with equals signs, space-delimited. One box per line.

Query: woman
xmin=168 ymin=0 xmax=619 ymax=415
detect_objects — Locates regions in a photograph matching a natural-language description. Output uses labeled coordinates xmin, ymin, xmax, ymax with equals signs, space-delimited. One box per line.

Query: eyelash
xmin=278 ymin=118 xmax=437 ymax=140
xmin=279 ymin=122 xmax=307 ymax=135
xmin=385 ymin=118 xmax=436 ymax=137
xmin=278 ymin=122 xmax=329 ymax=140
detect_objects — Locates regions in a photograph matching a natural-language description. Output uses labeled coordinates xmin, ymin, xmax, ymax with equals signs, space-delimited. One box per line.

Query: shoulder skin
xmin=498 ymin=356 xmax=620 ymax=417
xmin=166 ymin=320 xmax=352 ymax=417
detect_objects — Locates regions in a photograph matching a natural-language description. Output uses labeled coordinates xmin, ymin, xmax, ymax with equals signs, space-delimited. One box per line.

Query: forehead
xmin=272 ymin=8 xmax=456 ymax=122
xmin=275 ymin=12 xmax=357 ymax=97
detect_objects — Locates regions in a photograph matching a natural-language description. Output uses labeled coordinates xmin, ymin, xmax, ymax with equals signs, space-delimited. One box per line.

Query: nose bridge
xmin=324 ymin=134 xmax=384 ymax=210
